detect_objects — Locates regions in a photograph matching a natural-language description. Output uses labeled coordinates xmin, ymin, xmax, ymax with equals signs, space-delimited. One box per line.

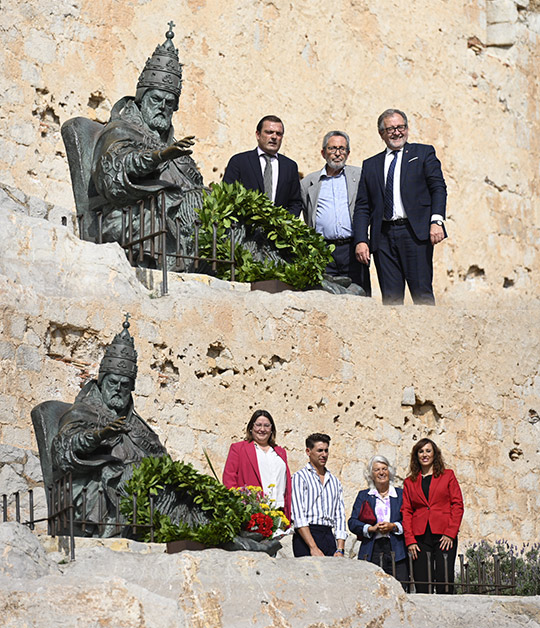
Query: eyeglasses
xmin=326 ymin=146 xmax=349 ymax=153
xmin=253 ymin=423 xmax=272 ymax=429
xmin=383 ymin=125 xmax=407 ymax=134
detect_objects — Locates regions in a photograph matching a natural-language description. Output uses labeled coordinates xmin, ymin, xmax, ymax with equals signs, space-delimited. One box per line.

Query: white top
xmin=254 ymin=443 xmax=287 ymax=508
xmin=362 ymin=485 xmax=404 ymax=539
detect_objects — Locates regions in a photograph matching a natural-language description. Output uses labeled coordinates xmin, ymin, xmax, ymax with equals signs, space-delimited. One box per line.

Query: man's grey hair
xmin=364 ymin=455 xmax=396 ymax=488
xmin=322 ymin=130 xmax=350 ymax=151
xmin=377 ymin=109 xmax=408 ymax=133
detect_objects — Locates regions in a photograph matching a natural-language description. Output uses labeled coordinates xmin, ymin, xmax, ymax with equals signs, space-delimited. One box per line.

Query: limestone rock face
xmin=1 ymin=0 xmax=540 ymax=300
xmin=1 ymin=203 xmax=539 ymax=548
xmin=1 ymin=524 xmax=540 ymax=628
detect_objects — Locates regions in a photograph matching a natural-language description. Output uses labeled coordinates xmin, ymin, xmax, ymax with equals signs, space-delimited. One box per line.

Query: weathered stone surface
xmin=0 ymin=524 xmax=539 ymax=627
xmin=1 ymin=207 xmax=540 ymax=548
xmin=0 ymin=522 xmax=60 ymax=579
xmin=1 ymin=1 xmax=540 ymax=301
xmin=487 ymin=0 xmax=518 ymax=24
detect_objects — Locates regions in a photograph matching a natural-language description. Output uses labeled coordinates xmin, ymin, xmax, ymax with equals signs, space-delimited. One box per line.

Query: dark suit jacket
xmin=223 ymin=149 xmax=302 ymax=217
xmin=222 ymin=440 xmax=292 ymax=520
xmin=353 ymin=142 xmax=447 ymax=252
xmin=348 ymin=487 xmax=407 ymax=562
xmin=401 ymin=469 xmax=464 ymax=547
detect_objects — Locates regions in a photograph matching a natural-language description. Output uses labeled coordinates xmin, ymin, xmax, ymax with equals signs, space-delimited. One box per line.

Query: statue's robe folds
xmin=91 ymin=97 xmax=207 ymax=267
xmin=51 ymin=380 xmax=166 ymax=537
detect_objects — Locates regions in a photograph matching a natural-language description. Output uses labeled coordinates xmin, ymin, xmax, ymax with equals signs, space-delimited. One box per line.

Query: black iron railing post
xmin=28 ymin=489 xmax=34 ymax=531
xmin=68 ymin=474 xmax=75 ymax=561
xmin=159 ymin=192 xmax=168 ymax=295
xmin=426 ymin=551 xmax=433 ymax=594
xmin=97 ymin=212 xmax=103 ymax=244
xmin=230 ymin=224 xmax=236 ymax=281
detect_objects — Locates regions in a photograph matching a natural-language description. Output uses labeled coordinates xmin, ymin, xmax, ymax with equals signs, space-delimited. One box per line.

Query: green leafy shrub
xmin=121 ymin=455 xmax=248 ymax=546
xmin=195 ymin=181 xmax=334 ymax=290
xmin=459 ymin=540 xmax=540 ymax=595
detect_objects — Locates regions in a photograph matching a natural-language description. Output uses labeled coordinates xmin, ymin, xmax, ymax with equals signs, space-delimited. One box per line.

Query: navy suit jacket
xmin=353 ymin=142 xmax=447 ymax=252
xmin=223 ymin=149 xmax=302 ymax=217
xmin=348 ymin=487 xmax=407 ymax=562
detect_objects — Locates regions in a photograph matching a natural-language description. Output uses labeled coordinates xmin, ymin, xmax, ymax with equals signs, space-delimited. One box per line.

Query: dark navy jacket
xmin=348 ymin=487 xmax=407 ymax=562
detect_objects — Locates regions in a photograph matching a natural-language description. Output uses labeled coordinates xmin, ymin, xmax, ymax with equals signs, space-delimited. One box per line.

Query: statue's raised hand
xmin=154 ymin=136 xmax=195 ymax=163
xmin=97 ymin=416 xmax=130 ymax=441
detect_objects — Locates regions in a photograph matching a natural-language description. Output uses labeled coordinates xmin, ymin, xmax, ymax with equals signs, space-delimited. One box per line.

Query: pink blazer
xmin=222 ymin=440 xmax=292 ymax=521
xmin=401 ymin=469 xmax=464 ymax=547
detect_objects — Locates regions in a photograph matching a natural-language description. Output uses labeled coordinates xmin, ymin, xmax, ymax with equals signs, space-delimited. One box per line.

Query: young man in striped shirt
xmin=291 ymin=433 xmax=347 ymax=557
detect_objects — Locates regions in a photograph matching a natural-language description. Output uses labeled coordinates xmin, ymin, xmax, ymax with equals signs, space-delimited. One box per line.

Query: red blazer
xmin=401 ymin=469 xmax=464 ymax=547
xmin=222 ymin=440 xmax=292 ymax=521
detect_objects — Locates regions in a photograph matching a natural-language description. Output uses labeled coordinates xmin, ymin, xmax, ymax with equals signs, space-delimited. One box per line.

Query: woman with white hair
xmin=348 ymin=455 xmax=408 ymax=587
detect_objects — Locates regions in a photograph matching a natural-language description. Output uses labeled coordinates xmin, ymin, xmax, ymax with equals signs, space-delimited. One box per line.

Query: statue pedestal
xmin=251 ymin=280 xmax=294 ymax=293
xmin=166 ymin=540 xmax=207 ymax=554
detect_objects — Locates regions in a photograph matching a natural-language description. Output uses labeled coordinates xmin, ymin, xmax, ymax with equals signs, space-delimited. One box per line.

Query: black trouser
xmin=293 ymin=524 xmax=337 ymax=557
xmin=412 ymin=525 xmax=457 ymax=593
xmin=370 ymin=537 xmax=409 ymax=590
xmin=325 ymin=240 xmax=371 ymax=296
xmin=374 ymin=220 xmax=434 ymax=305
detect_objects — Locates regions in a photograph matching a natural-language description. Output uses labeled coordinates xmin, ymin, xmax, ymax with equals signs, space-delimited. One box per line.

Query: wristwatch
xmin=431 ymin=220 xmax=444 ymax=226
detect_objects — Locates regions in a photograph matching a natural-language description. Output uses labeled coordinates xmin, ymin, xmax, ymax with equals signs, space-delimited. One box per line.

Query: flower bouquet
xmin=230 ymin=485 xmax=290 ymax=538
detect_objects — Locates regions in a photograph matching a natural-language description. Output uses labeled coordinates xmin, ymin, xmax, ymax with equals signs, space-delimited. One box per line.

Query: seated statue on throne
xmin=91 ymin=23 xmax=208 ymax=268
xmin=62 ymin=24 xmax=207 ymax=269
xmin=50 ymin=317 xmax=166 ymax=537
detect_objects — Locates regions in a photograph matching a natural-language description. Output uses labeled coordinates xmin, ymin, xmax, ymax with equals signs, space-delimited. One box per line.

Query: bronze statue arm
xmin=123 ymin=136 xmax=195 ymax=177
xmin=94 ymin=416 xmax=130 ymax=441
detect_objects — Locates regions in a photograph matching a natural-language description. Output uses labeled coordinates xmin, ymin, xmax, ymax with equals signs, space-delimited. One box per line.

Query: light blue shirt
xmin=315 ymin=168 xmax=352 ymax=240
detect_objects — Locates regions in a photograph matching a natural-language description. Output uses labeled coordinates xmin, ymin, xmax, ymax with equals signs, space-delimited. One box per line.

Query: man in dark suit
xmin=353 ymin=109 xmax=447 ymax=304
xmin=223 ymin=115 xmax=302 ymax=218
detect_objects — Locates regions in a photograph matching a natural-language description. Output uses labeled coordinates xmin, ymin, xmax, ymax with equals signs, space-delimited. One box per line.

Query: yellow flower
xmin=267 ymin=484 xmax=276 ymax=488
xmin=260 ymin=503 xmax=270 ymax=510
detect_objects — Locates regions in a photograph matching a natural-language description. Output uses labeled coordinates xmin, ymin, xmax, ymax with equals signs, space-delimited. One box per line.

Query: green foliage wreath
xmin=121 ymin=455 xmax=248 ymax=546
xmin=195 ymin=181 xmax=334 ymax=290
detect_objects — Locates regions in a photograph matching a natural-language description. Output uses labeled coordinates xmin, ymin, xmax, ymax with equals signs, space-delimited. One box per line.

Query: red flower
xmin=246 ymin=512 xmax=274 ymax=538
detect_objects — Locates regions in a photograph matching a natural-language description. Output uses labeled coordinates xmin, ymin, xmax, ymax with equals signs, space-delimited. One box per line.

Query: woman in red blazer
xmin=222 ymin=410 xmax=292 ymax=521
xmin=401 ymin=438 xmax=464 ymax=593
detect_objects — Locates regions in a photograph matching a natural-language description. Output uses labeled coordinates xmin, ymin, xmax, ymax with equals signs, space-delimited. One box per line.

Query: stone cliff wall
xmin=1 ymin=0 xmax=539 ymax=549
xmin=1 ymin=0 xmax=540 ymax=301
xmin=1 ymin=208 xmax=539 ymax=547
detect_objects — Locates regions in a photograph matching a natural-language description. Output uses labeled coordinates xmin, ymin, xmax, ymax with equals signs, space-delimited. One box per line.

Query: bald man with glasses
xmin=301 ymin=131 xmax=371 ymax=296
xmin=353 ymin=109 xmax=447 ymax=305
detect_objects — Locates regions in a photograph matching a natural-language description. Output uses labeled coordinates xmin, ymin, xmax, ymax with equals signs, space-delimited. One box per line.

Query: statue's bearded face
xmin=100 ymin=373 xmax=133 ymax=413
xmin=140 ymin=89 xmax=177 ymax=134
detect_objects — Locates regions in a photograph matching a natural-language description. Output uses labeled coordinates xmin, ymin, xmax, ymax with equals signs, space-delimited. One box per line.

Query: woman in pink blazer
xmin=222 ymin=410 xmax=292 ymax=521
xmin=401 ymin=438 xmax=464 ymax=593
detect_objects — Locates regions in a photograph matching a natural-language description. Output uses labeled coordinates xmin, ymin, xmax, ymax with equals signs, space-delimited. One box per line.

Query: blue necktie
xmin=384 ymin=151 xmax=398 ymax=221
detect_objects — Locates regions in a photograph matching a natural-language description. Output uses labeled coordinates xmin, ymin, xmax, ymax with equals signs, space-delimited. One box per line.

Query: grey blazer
xmin=300 ymin=164 xmax=362 ymax=229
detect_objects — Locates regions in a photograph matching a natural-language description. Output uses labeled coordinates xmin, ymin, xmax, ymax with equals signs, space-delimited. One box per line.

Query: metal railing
xmin=77 ymin=192 xmax=237 ymax=296
xmin=0 ymin=486 xmax=521 ymax=591
xmin=2 ymin=474 xmax=155 ymax=561
xmin=359 ymin=550 xmax=517 ymax=594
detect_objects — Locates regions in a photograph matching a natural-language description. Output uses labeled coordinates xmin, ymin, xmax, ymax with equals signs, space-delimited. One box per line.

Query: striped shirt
xmin=291 ymin=463 xmax=347 ymax=540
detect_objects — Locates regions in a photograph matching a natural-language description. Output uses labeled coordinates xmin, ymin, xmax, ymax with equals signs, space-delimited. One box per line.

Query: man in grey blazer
xmin=301 ymin=131 xmax=371 ymax=296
